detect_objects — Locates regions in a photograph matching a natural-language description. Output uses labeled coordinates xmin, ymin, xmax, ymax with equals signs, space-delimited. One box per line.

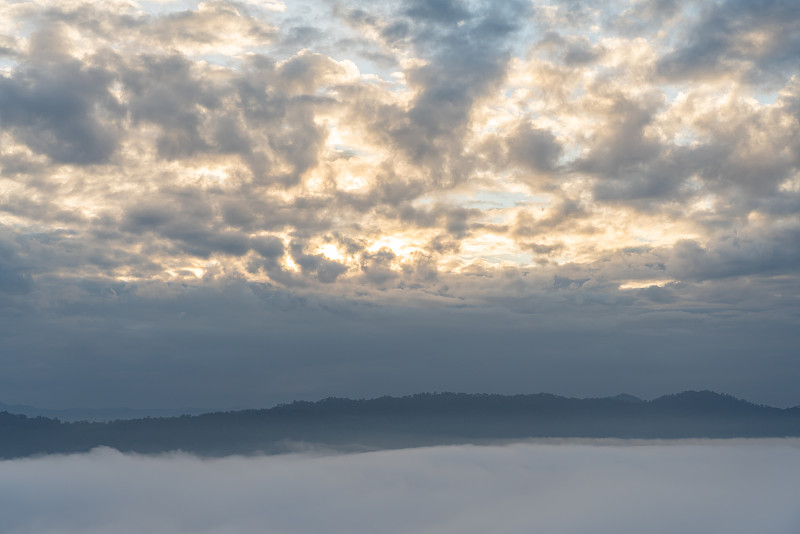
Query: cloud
xmin=0 ymin=0 xmax=799 ymax=408
xmin=403 ymin=0 xmax=471 ymax=25
xmin=506 ymin=121 xmax=563 ymax=174
xmin=0 ymin=440 xmax=799 ymax=534
xmin=1 ymin=275 xmax=798 ymax=409
xmin=0 ymin=263 xmax=32 ymax=295
xmin=657 ymin=0 xmax=800 ymax=83
xmin=0 ymin=53 xmax=122 ymax=164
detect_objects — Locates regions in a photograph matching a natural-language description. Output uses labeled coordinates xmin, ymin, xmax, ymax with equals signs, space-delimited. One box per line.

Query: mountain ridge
xmin=0 ymin=390 xmax=780 ymax=421
xmin=2 ymin=390 xmax=798 ymax=459
xmin=0 ymin=401 xmax=212 ymax=422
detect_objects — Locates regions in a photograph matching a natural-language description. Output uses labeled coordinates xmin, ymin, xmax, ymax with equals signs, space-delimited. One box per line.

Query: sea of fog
xmin=1 ymin=439 xmax=799 ymax=534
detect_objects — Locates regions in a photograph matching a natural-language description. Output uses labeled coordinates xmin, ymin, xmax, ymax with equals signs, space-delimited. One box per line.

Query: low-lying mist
xmin=1 ymin=439 xmax=798 ymax=534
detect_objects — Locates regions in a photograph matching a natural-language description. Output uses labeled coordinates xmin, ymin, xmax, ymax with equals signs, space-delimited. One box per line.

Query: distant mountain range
xmin=0 ymin=401 xmax=213 ymax=422
xmin=2 ymin=391 xmax=799 ymax=459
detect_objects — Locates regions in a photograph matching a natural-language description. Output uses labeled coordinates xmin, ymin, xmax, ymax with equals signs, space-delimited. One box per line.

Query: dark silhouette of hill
xmin=1 ymin=391 xmax=799 ymax=459
xmin=0 ymin=401 xmax=211 ymax=422
xmin=610 ymin=393 xmax=643 ymax=403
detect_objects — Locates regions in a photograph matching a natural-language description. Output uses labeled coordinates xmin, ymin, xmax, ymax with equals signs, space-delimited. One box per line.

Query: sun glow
xmin=319 ymin=244 xmax=344 ymax=261
xmin=368 ymin=235 xmax=420 ymax=258
xmin=619 ymin=279 xmax=676 ymax=290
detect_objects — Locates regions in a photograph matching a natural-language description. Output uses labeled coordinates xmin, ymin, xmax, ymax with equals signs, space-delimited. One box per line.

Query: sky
xmin=2 ymin=440 xmax=799 ymax=533
xmin=0 ymin=0 xmax=799 ymax=409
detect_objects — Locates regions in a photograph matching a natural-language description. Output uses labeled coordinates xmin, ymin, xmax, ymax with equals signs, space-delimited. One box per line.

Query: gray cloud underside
xmin=1 ymin=441 xmax=799 ymax=534
xmin=0 ymin=275 xmax=798 ymax=408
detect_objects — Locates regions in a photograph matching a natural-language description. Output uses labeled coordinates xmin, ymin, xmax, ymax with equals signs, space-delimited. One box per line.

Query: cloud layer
xmin=0 ymin=0 xmax=799 ymax=407
xmin=1 ymin=440 xmax=799 ymax=534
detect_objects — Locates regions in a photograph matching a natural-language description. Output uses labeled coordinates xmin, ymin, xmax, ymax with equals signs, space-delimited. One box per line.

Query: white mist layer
xmin=1 ymin=440 xmax=799 ymax=534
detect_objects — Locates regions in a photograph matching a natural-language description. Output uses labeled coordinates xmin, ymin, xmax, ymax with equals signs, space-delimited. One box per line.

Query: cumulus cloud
xmin=0 ymin=440 xmax=799 ymax=534
xmin=0 ymin=54 xmax=122 ymax=164
xmin=1 ymin=0 xmax=797 ymax=287
xmin=657 ymin=0 xmax=800 ymax=83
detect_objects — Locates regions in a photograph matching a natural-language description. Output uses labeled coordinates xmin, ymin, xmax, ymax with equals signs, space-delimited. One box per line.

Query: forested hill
xmin=2 ymin=391 xmax=800 ymax=459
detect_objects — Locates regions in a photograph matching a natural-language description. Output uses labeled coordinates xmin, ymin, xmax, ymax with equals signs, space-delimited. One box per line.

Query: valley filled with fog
xmin=1 ymin=439 xmax=798 ymax=534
